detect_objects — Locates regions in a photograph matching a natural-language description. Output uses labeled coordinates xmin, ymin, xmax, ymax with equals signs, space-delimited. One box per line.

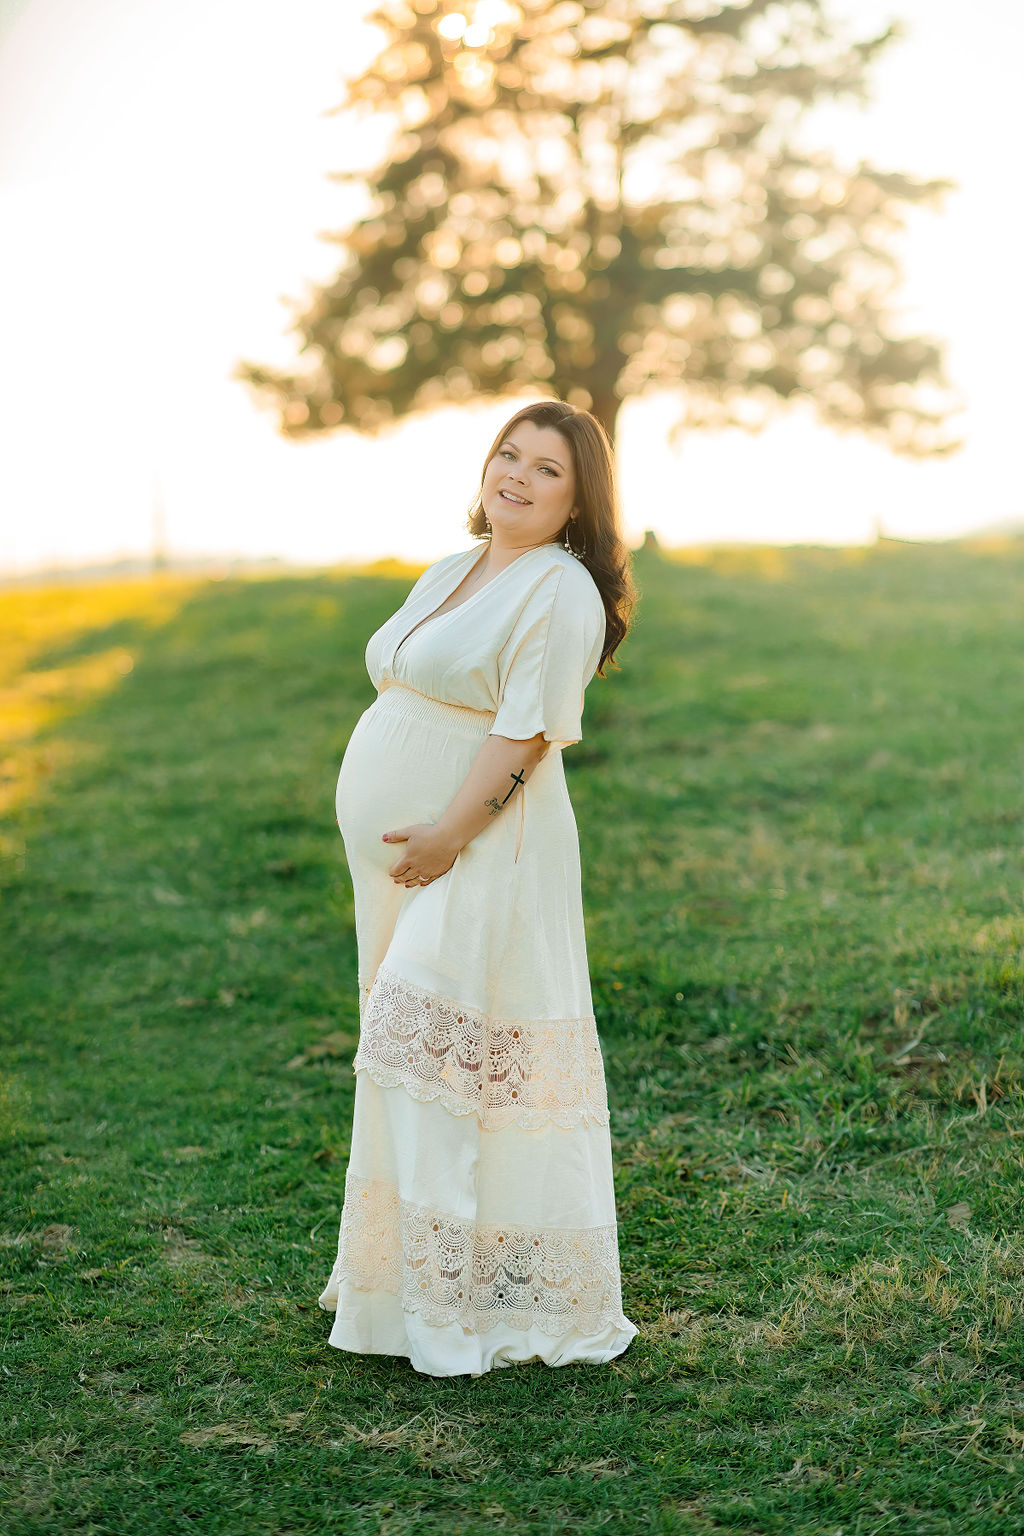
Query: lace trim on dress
xmin=318 ymin=1173 xmax=632 ymax=1338
xmin=352 ymin=965 xmax=611 ymax=1132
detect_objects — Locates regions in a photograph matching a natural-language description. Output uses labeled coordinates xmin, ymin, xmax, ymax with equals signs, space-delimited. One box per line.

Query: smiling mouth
xmin=500 ymin=490 xmax=531 ymax=505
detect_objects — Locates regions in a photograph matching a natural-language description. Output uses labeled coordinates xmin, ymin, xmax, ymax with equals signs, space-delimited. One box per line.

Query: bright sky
xmin=0 ymin=0 xmax=1020 ymax=574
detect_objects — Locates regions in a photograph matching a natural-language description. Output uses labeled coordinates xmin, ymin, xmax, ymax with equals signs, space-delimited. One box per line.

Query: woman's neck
xmin=481 ymin=535 xmax=559 ymax=575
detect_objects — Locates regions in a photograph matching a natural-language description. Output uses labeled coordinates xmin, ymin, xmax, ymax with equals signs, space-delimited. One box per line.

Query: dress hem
xmin=317 ymin=1281 xmax=640 ymax=1377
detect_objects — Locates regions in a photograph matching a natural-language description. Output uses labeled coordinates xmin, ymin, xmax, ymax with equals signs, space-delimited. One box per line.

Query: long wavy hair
xmin=465 ymin=400 xmax=638 ymax=675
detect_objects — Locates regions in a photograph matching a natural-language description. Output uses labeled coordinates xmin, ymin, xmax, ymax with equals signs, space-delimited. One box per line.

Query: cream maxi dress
xmin=317 ymin=539 xmax=639 ymax=1376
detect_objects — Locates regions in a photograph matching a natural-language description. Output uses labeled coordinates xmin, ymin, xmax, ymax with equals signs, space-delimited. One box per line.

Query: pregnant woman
xmin=317 ymin=398 xmax=641 ymax=1376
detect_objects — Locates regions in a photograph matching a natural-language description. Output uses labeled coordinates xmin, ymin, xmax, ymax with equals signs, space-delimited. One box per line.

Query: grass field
xmin=2 ymin=538 xmax=1023 ymax=1536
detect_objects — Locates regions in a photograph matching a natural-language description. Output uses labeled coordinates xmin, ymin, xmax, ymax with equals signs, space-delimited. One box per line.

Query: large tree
xmin=236 ymin=0 xmax=958 ymax=455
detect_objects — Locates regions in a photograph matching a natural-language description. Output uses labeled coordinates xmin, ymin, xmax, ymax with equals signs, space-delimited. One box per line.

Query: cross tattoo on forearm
xmin=485 ymin=768 xmax=527 ymax=817
xmin=502 ymin=768 xmax=526 ymax=804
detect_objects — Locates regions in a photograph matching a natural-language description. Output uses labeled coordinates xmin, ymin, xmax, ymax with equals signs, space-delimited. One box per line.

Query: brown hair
xmin=465 ymin=400 xmax=638 ymax=675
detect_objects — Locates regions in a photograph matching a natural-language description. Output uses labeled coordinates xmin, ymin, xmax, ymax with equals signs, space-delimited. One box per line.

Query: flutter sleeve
xmin=488 ymin=565 xmax=607 ymax=751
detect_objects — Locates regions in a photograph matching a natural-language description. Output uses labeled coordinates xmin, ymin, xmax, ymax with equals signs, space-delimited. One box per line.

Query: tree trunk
xmin=587 ymin=389 xmax=621 ymax=451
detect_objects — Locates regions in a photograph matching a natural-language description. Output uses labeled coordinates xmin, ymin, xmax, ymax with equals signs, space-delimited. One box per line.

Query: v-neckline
xmin=390 ymin=543 xmax=549 ymax=664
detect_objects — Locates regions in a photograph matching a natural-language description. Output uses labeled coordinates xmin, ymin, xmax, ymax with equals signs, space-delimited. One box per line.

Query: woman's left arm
xmin=382 ymin=732 xmax=548 ymax=887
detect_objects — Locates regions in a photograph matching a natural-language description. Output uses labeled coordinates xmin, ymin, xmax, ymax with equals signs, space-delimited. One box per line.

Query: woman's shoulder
xmin=421 ymin=547 xmax=477 ymax=580
xmin=540 ymin=546 xmax=605 ymax=620
xmin=403 ymin=546 xmax=476 ymax=598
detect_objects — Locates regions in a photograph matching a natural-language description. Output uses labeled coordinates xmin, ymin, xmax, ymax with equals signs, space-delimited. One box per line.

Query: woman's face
xmin=481 ymin=420 xmax=577 ymax=549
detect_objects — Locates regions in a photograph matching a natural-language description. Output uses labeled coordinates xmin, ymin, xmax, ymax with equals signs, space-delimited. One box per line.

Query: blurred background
xmin=0 ymin=0 xmax=1020 ymax=578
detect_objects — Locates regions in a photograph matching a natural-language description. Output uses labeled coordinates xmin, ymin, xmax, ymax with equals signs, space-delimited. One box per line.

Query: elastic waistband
xmin=368 ymin=683 xmax=496 ymax=738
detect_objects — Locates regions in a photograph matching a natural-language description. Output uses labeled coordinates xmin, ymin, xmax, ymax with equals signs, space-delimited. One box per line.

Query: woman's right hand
xmin=381 ymin=823 xmax=460 ymax=887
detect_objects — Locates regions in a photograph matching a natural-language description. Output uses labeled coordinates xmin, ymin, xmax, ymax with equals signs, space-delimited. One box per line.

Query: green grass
xmin=1 ymin=538 xmax=1023 ymax=1536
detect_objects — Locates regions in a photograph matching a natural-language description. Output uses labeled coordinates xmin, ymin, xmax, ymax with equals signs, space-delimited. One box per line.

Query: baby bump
xmin=336 ymin=690 xmax=491 ymax=874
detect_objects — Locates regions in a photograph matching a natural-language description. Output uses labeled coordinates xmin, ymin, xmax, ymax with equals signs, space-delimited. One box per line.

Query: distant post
xmin=152 ymin=470 xmax=169 ymax=572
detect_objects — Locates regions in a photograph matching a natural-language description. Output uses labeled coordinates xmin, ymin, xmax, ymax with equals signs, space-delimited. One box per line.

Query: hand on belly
xmin=381 ymin=822 xmax=460 ymax=888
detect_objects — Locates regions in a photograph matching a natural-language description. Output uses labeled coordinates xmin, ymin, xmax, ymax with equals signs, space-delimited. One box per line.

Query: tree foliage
xmin=236 ymin=0 xmax=959 ymax=454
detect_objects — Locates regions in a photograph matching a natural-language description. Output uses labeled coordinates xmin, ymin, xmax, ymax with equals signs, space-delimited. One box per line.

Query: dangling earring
xmin=564 ymin=515 xmax=585 ymax=559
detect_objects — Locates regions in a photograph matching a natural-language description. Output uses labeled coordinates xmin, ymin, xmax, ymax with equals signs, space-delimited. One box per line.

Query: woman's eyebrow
xmin=502 ymin=438 xmax=567 ymax=471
